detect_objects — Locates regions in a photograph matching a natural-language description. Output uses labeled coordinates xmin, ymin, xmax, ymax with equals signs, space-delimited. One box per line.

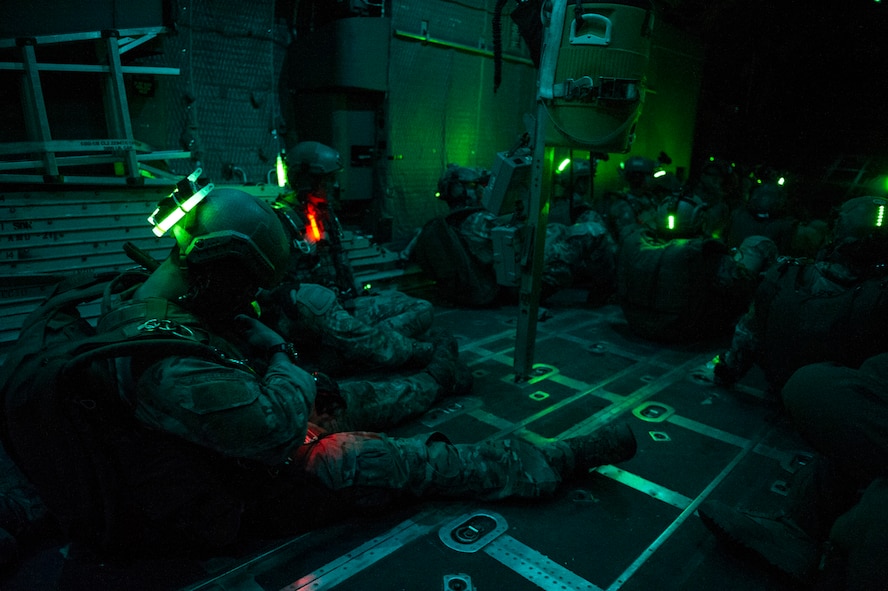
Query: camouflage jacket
xmin=99 ymin=296 xmax=317 ymax=467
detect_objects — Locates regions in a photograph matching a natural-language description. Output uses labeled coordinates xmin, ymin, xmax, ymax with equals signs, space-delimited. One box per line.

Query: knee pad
xmin=292 ymin=283 xmax=338 ymax=318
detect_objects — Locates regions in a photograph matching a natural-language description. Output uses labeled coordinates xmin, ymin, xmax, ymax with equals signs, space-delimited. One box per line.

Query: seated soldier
xmin=686 ymin=158 xmax=741 ymax=240
xmin=413 ymin=163 xmax=616 ymax=307
xmin=268 ymin=141 xmax=454 ymax=381
xmin=723 ymin=182 xmax=798 ymax=255
xmin=616 ymin=192 xmax=777 ymax=343
xmin=700 ymin=352 xmax=888 ymax=589
xmin=595 ymin=156 xmax=661 ymax=242
xmin=85 ymin=187 xmax=638 ymax=558
xmin=713 ymin=195 xmax=888 ymax=393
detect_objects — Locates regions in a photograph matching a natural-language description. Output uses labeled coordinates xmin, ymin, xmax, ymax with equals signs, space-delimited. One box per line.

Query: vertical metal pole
xmin=512 ymin=0 xmax=567 ymax=380
xmin=513 ymin=136 xmax=553 ymax=380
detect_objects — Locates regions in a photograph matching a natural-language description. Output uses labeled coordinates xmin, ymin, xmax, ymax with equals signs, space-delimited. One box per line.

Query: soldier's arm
xmin=134 ymin=354 xmax=317 ymax=466
xmin=713 ymin=305 xmax=759 ymax=385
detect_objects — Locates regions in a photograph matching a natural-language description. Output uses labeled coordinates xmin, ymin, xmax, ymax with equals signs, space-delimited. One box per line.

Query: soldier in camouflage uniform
xmin=420 ymin=163 xmax=617 ymax=304
xmin=700 ymin=352 xmax=888 ymax=588
xmin=713 ymin=195 xmax=888 ymax=392
xmin=592 ymin=156 xmax=661 ymax=243
xmin=93 ymin=188 xmax=637 ymax=554
xmin=542 ymin=208 xmax=617 ymax=303
xmin=268 ymin=141 xmax=447 ymax=378
xmin=616 ymin=193 xmax=778 ymax=343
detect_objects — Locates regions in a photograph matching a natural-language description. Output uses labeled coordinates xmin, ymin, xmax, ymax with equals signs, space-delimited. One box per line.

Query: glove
xmin=734 ymin=236 xmax=778 ymax=276
xmin=312 ymin=372 xmax=346 ymax=415
xmin=234 ymin=314 xmax=285 ymax=356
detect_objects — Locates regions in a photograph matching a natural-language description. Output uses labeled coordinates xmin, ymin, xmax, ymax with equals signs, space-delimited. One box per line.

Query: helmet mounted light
xmin=148 ymin=169 xmax=214 ymax=237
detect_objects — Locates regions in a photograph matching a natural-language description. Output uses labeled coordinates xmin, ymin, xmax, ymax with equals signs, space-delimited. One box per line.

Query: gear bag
xmin=0 ymin=271 xmax=233 ymax=555
xmin=617 ymin=231 xmax=740 ymax=342
xmin=413 ymin=208 xmax=500 ymax=307
xmin=757 ymin=261 xmax=888 ymax=388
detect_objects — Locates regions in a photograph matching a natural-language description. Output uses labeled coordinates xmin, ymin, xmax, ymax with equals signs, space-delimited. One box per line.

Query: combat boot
xmin=562 ymin=422 xmax=637 ymax=479
xmin=697 ymin=500 xmax=822 ymax=584
xmin=424 ymin=330 xmax=461 ymax=396
xmin=407 ymin=340 xmax=435 ymax=368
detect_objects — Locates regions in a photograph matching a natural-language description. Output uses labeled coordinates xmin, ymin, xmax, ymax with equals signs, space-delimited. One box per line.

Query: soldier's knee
xmin=300 ymin=432 xmax=413 ymax=491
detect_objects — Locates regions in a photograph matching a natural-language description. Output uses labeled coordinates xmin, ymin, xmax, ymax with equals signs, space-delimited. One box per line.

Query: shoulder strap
xmin=96 ymin=299 xmax=253 ymax=373
xmin=20 ymin=271 xmax=119 ymax=331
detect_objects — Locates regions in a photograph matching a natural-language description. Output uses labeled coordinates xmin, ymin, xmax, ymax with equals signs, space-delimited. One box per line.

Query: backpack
xmin=0 ymin=271 xmax=230 ymax=555
xmin=617 ymin=230 xmax=746 ymax=342
xmin=413 ymin=208 xmax=500 ymax=307
xmin=757 ymin=260 xmax=888 ymax=388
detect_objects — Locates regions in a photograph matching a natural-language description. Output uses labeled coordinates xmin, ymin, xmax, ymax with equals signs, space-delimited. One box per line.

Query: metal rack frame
xmin=0 ymin=27 xmax=190 ymax=185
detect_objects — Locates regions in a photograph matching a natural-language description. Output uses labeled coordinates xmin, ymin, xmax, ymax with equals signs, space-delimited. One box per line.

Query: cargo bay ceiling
xmin=655 ymin=0 xmax=888 ymax=174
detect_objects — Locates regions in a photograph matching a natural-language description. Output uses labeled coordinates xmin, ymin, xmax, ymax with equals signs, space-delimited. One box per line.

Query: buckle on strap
xmin=551 ymin=76 xmax=642 ymax=102
xmin=136 ymin=318 xmax=196 ymax=340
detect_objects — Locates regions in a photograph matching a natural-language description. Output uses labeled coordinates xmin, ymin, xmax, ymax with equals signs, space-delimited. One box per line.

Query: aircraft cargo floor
xmin=2 ymin=289 xmax=813 ymax=591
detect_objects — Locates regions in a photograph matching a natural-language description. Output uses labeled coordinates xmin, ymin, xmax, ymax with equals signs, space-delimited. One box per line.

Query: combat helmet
xmin=828 ymin=195 xmax=888 ymax=269
xmin=437 ymin=164 xmax=483 ymax=207
xmin=747 ymin=183 xmax=788 ymax=219
xmin=833 ymin=196 xmax=888 ymax=243
xmin=288 ymin=141 xmax=343 ymax=177
xmin=173 ymin=188 xmax=290 ymax=290
xmin=654 ymin=194 xmax=709 ymax=238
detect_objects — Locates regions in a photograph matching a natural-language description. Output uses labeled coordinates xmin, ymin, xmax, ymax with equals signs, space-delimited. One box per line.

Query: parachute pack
xmin=617 ymin=231 xmax=749 ymax=342
xmin=413 ymin=208 xmax=501 ymax=307
xmin=757 ymin=260 xmax=888 ymax=388
xmin=0 ymin=271 xmax=227 ymax=554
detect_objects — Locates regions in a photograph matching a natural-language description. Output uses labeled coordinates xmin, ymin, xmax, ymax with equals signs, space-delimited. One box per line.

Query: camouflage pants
xmin=294 ymin=432 xmax=571 ymax=500
xmin=782 ymin=355 xmax=888 ymax=589
xmin=350 ymin=289 xmax=434 ymax=339
xmin=542 ymin=213 xmax=616 ymax=291
xmin=311 ymin=370 xmax=443 ymax=433
xmin=287 ymin=285 xmax=434 ymax=373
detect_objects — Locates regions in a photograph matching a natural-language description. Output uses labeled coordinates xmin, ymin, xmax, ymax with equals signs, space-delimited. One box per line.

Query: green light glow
xmin=653 ymin=170 xmax=666 ymax=178
xmin=276 ymin=153 xmax=287 ymax=187
xmin=777 ymin=177 xmax=786 ymax=186
xmin=149 ymin=185 xmax=213 ymax=237
xmin=667 ymin=214 xmax=675 ymax=230
xmin=877 ymin=204 xmax=885 ymax=227
xmin=557 ymin=158 xmax=571 ymax=173
xmin=147 ymin=169 xmax=211 ymax=237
